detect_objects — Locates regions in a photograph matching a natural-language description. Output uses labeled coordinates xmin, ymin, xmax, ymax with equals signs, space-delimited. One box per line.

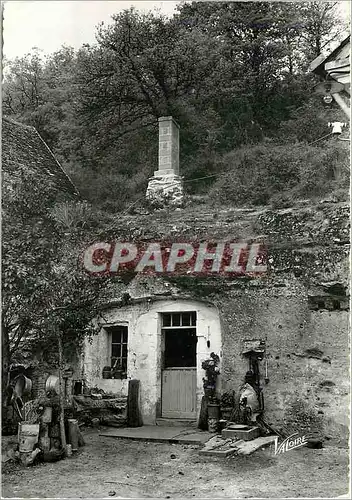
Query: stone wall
xmin=217 ymin=281 xmax=349 ymax=440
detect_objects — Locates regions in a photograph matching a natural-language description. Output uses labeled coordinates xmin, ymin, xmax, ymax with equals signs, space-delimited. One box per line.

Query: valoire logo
xmin=274 ymin=433 xmax=308 ymax=455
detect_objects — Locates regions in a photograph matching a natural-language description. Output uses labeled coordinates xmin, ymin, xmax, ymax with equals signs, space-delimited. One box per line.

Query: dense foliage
xmin=1 ymin=161 xmax=115 ymax=402
xmin=209 ymin=140 xmax=349 ymax=207
xmin=3 ymin=1 xmax=349 ymax=211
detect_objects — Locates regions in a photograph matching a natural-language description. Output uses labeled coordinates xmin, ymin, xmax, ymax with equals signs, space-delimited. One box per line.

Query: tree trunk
xmin=2 ymin=325 xmax=11 ymax=419
xmin=67 ymin=419 xmax=79 ymax=451
xmin=57 ymin=331 xmax=67 ymax=455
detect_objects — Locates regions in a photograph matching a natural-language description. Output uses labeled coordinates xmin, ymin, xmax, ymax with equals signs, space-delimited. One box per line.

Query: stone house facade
xmin=80 ymin=202 xmax=349 ymax=440
xmin=3 ymin=116 xmax=348 ymax=442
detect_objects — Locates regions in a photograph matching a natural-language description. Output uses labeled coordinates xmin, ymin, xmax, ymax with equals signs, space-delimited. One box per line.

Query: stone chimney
xmin=146 ymin=116 xmax=183 ymax=207
xmin=155 ymin=116 xmax=179 ymax=176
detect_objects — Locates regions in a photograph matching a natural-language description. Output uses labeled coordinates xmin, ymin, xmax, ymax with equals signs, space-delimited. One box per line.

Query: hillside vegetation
xmin=2 ymin=1 xmax=349 ymax=211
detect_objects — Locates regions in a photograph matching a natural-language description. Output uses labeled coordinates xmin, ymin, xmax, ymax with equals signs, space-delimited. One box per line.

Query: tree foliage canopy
xmin=2 ymin=1 xmax=349 ymax=210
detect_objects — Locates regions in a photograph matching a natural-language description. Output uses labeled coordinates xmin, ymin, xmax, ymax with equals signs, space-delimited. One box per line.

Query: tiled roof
xmin=2 ymin=117 xmax=79 ymax=197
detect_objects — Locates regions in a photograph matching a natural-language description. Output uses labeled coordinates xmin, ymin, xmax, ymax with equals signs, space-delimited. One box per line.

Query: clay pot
xmin=102 ymin=367 xmax=112 ymax=379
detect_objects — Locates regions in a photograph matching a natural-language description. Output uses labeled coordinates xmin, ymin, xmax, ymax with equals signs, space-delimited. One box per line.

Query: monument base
xmin=146 ymin=174 xmax=184 ymax=207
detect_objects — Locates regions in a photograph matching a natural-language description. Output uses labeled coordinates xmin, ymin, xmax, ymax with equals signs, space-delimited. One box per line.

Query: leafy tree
xmin=2 ymin=49 xmax=45 ymax=117
xmin=1 ymin=161 xmax=116 ymax=418
xmin=297 ymin=1 xmax=349 ymax=60
xmin=277 ymin=96 xmax=346 ymax=144
xmin=2 ymin=164 xmax=61 ymax=399
xmin=2 ymin=2 xmax=347 ymax=210
xmin=2 ymin=47 xmax=75 ymax=150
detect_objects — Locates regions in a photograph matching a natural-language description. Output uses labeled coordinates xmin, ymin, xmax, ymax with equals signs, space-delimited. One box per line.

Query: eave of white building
xmin=310 ymin=36 xmax=350 ymax=119
xmin=324 ymin=57 xmax=350 ymax=94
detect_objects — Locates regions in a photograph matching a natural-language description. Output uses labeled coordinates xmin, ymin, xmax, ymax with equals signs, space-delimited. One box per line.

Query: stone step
xmin=156 ymin=418 xmax=197 ymax=428
xmin=222 ymin=426 xmax=260 ymax=441
xmin=100 ymin=426 xmax=210 ymax=445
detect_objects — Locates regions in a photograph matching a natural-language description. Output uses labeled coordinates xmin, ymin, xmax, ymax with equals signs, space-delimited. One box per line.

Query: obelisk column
xmin=155 ymin=116 xmax=180 ymax=177
xmin=146 ymin=116 xmax=183 ymax=207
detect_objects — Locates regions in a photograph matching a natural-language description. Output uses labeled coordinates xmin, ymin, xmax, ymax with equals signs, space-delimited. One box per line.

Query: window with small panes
xmin=161 ymin=312 xmax=197 ymax=368
xmin=105 ymin=326 xmax=128 ymax=377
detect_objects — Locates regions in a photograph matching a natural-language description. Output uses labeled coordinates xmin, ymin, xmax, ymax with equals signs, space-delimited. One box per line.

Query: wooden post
xmin=127 ymin=379 xmax=143 ymax=427
xmin=198 ymin=396 xmax=208 ymax=430
xmin=57 ymin=331 xmax=67 ymax=455
xmin=77 ymin=427 xmax=85 ymax=447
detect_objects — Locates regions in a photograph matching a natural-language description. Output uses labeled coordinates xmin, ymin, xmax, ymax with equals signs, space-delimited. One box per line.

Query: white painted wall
xmin=83 ymin=299 xmax=222 ymax=424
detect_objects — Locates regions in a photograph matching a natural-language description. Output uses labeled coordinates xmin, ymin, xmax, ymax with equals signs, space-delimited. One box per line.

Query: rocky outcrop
xmin=146 ymin=175 xmax=184 ymax=207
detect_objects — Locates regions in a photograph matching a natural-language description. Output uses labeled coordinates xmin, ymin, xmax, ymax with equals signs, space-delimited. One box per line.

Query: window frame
xmin=161 ymin=311 xmax=197 ymax=329
xmin=106 ymin=325 xmax=128 ymax=378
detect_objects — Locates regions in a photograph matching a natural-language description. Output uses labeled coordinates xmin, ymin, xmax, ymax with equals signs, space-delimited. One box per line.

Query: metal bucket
xmin=45 ymin=375 xmax=59 ymax=394
xmin=18 ymin=422 xmax=40 ymax=452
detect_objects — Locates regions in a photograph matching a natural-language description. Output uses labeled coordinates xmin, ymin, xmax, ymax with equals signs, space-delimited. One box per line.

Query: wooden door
xmin=161 ymin=313 xmax=197 ymax=419
xmin=161 ymin=368 xmax=197 ymax=418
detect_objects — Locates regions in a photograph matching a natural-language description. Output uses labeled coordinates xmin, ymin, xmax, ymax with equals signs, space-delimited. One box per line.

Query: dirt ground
xmin=2 ymin=428 xmax=349 ymax=498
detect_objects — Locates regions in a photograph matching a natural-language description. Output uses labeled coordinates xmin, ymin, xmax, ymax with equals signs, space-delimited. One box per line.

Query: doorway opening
xmin=161 ymin=312 xmax=197 ymax=419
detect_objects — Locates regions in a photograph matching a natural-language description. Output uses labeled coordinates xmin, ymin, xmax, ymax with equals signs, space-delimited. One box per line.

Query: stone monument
xmin=146 ymin=116 xmax=184 ymax=207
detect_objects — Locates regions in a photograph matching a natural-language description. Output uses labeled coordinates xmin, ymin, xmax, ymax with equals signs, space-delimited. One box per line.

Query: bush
xmin=209 ymin=140 xmax=349 ymax=207
xmin=50 ymin=200 xmax=96 ymax=229
xmin=66 ymin=166 xmax=150 ymax=213
xmin=277 ymin=98 xmax=345 ymax=145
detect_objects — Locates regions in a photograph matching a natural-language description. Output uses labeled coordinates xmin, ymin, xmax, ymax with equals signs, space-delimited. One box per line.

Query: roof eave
xmin=310 ymin=35 xmax=350 ymax=77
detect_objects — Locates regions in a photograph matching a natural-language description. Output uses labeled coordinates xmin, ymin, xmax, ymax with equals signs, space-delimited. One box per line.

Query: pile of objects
xmin=8 ymin=374 xmax=85 ymax=466
xmin=72 ymin=388 xmax=127 ymax=428
xmin=19 ymin=394 xmax=85 ymax=465
xmin=5 ymin=371 xmax=128 ymax=466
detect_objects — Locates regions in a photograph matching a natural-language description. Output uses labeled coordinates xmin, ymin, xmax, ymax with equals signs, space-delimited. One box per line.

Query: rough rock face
xmin=146 ymin=175 xmax=183 ymax=207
